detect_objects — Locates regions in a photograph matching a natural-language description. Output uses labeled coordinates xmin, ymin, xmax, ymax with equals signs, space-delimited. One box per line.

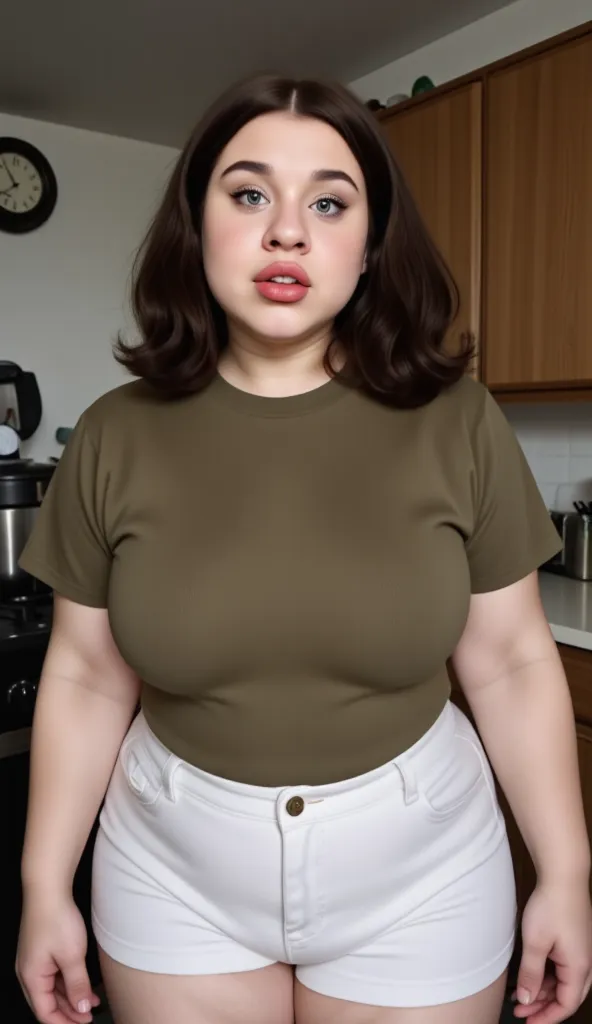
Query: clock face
xmin=0 ymin=138 xmax=57 ymax=234
xmin=0 ymin=152 xmax=43 ymax=216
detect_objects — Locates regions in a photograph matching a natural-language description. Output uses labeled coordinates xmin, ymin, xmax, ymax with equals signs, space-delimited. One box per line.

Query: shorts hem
xmin=92 ymin=916 xmax=276 ymax=977
xmin=295 ymin=932 xmax=515 ymax=1008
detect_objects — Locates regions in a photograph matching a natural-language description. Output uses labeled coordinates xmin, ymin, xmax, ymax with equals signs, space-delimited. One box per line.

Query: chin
xmin=240 ymin=307 xmax=323 ymax=343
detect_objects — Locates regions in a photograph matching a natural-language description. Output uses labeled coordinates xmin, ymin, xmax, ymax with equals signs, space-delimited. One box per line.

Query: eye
xmin=230 ymin=187 xmax=348 ymax=218
xmin=312 ymin=195 xmax=348 ymax=218
xmin=231 ymin=187 xmax=268 ymax=209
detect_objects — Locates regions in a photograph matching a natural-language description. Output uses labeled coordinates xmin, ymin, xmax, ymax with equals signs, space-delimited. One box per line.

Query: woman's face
xmin=202 ymin=112 xmax=369 ymax=350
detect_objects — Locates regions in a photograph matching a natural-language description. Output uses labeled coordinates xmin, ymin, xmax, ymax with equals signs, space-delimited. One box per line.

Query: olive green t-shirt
xmin=20 ymin=372 xmax=561 ymax=785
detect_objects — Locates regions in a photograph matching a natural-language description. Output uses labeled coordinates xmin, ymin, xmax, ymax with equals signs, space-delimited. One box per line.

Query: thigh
xmin=296 ymin=823 xmax=516 ymax=1012
xmin=294 ymin=973 xmax=507 ymax=1024
xmin=100 ymin=949 xmax=295 ymax=1024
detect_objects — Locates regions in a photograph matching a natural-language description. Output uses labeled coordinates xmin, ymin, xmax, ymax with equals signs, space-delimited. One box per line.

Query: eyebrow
xmin=220 ymin=159 xmax=360 ymax=193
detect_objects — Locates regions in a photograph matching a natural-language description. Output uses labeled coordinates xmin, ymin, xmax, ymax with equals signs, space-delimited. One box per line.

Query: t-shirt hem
xmin=17 ymin=554 xmax=107 ymax=609
xmin=469 ymin=536 xmax=563 ymax=594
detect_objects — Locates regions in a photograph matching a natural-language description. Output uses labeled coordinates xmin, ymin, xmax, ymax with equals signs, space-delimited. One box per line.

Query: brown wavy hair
xmin=115 ymin=72 xmax=474 ymax=408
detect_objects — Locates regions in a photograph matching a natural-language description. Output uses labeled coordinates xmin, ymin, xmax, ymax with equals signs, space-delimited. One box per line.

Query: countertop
xmin=539 ymin=571 xmax=592 ymax=652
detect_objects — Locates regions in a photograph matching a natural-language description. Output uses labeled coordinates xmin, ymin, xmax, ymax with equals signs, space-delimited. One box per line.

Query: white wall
xmin=505 ymin=405 xmax=592 ymax=510
xmin=3 ymin=0 xmax=592 ymax=494
xmin=349 ymin=0 xmax=592 ymax=103
xmin=350 ymin=0 xmax=592 ymax=508
xmin=0 ymin=113 xmax=178 ymax=460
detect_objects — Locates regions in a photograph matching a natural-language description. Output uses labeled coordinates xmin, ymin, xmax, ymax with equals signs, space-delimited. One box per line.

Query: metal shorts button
xmin=286 ymin=795 xmax=305 ymax=816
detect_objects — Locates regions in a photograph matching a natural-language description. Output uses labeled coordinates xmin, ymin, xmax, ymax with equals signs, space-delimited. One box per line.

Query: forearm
xmin=22 ymin=673 xmax=136 ymax=895
xmin=466 ymin=651 xmax=590 ymax=886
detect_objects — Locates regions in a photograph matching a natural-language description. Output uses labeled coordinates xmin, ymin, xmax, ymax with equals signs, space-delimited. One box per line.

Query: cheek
xmin=202 ymin=202 xmax=252 ymax=298
xmin=203 ymin=214 xmax=238 ymax=271
xmin=318 ymin=225 xmax=367 ymax=302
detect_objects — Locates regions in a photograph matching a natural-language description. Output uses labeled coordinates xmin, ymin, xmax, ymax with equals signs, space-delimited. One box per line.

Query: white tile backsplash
xmin=503 ymin=402 xmax=592 ymax=511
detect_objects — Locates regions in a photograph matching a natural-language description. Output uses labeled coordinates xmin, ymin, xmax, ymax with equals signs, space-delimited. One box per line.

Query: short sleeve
xmin=18 ymin=412 xmax=112 ymax=607
xmin=465 ymin=389 xmax=562 ymax=593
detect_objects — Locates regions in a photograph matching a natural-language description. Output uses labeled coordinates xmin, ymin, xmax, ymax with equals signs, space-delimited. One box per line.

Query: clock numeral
xmin=33 ymin=185 xmax=40 ymax=192
xmin=12 ymin=157 xmax=20 ymax=167
xmin=11 ymin=201 xmax=17 ymax=212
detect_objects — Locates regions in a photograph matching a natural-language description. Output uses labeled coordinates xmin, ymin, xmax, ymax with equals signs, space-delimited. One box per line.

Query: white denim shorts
xmin=91 ymin=701 xmax=517 ymax=1008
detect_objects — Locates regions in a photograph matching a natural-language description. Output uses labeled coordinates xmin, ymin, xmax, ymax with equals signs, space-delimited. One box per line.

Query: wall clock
xmin=0 ymin=137 xmax=58 ymax=234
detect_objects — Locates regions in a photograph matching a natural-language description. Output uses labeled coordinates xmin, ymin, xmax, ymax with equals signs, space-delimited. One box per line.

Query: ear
xmin=361 ymin=252 xmax=368 ymax=275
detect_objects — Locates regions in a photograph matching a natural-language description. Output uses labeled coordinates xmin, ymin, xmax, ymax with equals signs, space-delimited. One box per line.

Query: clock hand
xmin=0 ymin=185 xmax=18 ymax=196
xmin=0 ymin=156 xmax=18 ymax=189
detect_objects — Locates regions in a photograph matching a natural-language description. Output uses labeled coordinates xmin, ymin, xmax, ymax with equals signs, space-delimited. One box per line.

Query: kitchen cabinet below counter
xmin=446 ymin=634 xmax=589 ymax=1019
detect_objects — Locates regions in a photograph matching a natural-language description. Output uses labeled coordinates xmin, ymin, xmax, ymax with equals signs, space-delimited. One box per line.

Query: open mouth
xmin=254 ymin=263 xmax=311 ymax=303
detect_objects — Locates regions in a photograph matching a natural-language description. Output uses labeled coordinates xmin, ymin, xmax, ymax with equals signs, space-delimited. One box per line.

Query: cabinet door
xmin=485 ymin=33 xmax=592 ymax=389
xmin=570 ymin=722 xmax=592 ymax=1023
xmin=450 ymin=665 xmax=592 ymax=1015
xmin=381 ymin=83 xmax=482 ymax=375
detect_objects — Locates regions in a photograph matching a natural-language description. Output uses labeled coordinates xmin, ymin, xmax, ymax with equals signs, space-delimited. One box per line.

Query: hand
xmin=16 ymin=892 xmax=102 ymax=1024
xmin=0 ymin=155 xmax=18 ymax=188
xmin=513 ymin=881 xmax=592 ymax=1022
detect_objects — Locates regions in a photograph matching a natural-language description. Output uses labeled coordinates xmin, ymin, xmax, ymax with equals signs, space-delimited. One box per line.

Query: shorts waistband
xmin=125 ymin=701 xmax=459 ymax=823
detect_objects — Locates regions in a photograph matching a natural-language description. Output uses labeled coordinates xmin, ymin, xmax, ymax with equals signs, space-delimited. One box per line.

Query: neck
xmin=218 ymin=332 xmax=341 ymax=399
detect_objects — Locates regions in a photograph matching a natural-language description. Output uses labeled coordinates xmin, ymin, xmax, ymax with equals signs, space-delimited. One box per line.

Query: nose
xmin=262 ymin=200 xmax=311 ymax=254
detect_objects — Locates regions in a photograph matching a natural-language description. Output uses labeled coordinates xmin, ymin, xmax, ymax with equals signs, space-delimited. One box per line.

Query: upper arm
xmin=451 ymin=571 xmax=559 ymax=694
xmin=463 ymin=385 xmax=561 ymax=595
xmin=43 ymin=594 xmax=141 ymax=707
xmin=19 ymin=411 xmax=112 ymax=608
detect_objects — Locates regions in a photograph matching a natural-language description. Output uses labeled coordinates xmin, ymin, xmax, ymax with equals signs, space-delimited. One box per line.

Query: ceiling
xmin=0 ymin=0 xmax=516 ymax=148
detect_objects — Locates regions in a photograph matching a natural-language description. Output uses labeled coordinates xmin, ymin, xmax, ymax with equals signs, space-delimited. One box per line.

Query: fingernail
xmin=517 ymin=988 xmax=531 ymax=1005
xmin=77 ymin=1000 xmax=91 ymax=1013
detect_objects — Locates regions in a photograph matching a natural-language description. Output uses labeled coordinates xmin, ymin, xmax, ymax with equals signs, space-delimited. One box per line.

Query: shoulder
xmin=76 ymin=379 xmax=186 ymax=451
xmin=81 ymin=379 xmax=160 ymax=430
xmin=433 ymin=374 xmax=488 ymax=418
xmin=413 ymin=375 xmax=490 ymax=438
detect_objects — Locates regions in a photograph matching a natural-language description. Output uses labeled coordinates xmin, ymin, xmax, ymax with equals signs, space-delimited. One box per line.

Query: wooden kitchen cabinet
xmin=484 ymin=33 xmax=592 ymax=391
xmin=450 ymin=642 xmax=592 ymax=1018
xmin=380 ymin=82 xmax=482 ymax=376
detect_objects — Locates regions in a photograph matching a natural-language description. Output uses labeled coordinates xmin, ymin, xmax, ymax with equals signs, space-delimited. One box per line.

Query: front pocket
xmin=120 ymin=737 xmax=164 ymax=807
xmin=420 ymin=731 xmax=487 ymax=820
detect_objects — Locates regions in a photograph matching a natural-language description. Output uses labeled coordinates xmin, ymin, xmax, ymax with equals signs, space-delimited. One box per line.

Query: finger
xmin=517 ymin=994 xmax=581 ymax=1024
xmin=512 ymin=978 xmax=556 ymax=1019
xmin=59 ymin=959 xmax=95 ymax=1019
xmin=552 ymin=961 xmax=591 ymax=1022
xmin=517 ymin=944 xmax=549 ymax=1008
xmin=24 ymin=987 xmax=80 ymax=1024
xmin=512 ymin=997 xmax=554 ymax=1019
xmin=19 ymin=968 xmax=76 ymax=1024
xmin=55 ymin=988 xmax=94 ymax=1024
xmin=55 ymin=976 xmax=98 ymax=1020
xmin=512 ymin=977 xmax=556 ymax=1003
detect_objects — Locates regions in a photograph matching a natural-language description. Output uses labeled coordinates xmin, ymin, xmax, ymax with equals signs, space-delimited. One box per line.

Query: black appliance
xmin=0 ymin=362 xmax=56 ymax=600
xmin=1 ymin=576 xmax=101 ymax=1022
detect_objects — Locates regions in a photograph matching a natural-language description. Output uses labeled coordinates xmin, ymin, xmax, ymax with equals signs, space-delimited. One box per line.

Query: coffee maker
xmin=0 ymin=361 xmax=55 ymax=601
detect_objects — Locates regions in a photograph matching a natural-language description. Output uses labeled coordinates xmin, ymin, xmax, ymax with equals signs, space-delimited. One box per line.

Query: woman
xmin=16 ymin=73 xmax=592 ymax=1024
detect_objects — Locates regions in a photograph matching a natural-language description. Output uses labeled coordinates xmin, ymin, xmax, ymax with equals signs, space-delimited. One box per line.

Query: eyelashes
xmin=230 ymin=186 xmax=348 ymax=218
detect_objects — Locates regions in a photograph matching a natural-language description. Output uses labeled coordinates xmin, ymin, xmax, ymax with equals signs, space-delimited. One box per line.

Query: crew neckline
xmin=209 ymin=370 xmax=350 ymax=418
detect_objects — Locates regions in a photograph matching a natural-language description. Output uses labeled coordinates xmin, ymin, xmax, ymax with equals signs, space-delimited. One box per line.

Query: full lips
xmin=255 ymin=280 xmax=309 ymax=303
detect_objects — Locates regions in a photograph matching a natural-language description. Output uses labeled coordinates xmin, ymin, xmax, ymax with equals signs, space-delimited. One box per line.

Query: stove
xmin=0 ymin=588 xmax=100 ymax=1021
xmin=0 ymin=592 xmax=52 ymax=749
xmin=0 ymin=592 xmax=52 ymax=648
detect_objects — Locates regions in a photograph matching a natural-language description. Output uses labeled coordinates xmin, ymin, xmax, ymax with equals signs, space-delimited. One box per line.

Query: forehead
xmin=214 ymin=112 xmax=362 ymax=178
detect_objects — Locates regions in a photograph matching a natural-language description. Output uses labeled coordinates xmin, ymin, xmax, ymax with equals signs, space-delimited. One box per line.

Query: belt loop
xmin=396 ymin=757 xmax=419 ymax=805
xmin=163 ymin=754 xmax=181 ymax=803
